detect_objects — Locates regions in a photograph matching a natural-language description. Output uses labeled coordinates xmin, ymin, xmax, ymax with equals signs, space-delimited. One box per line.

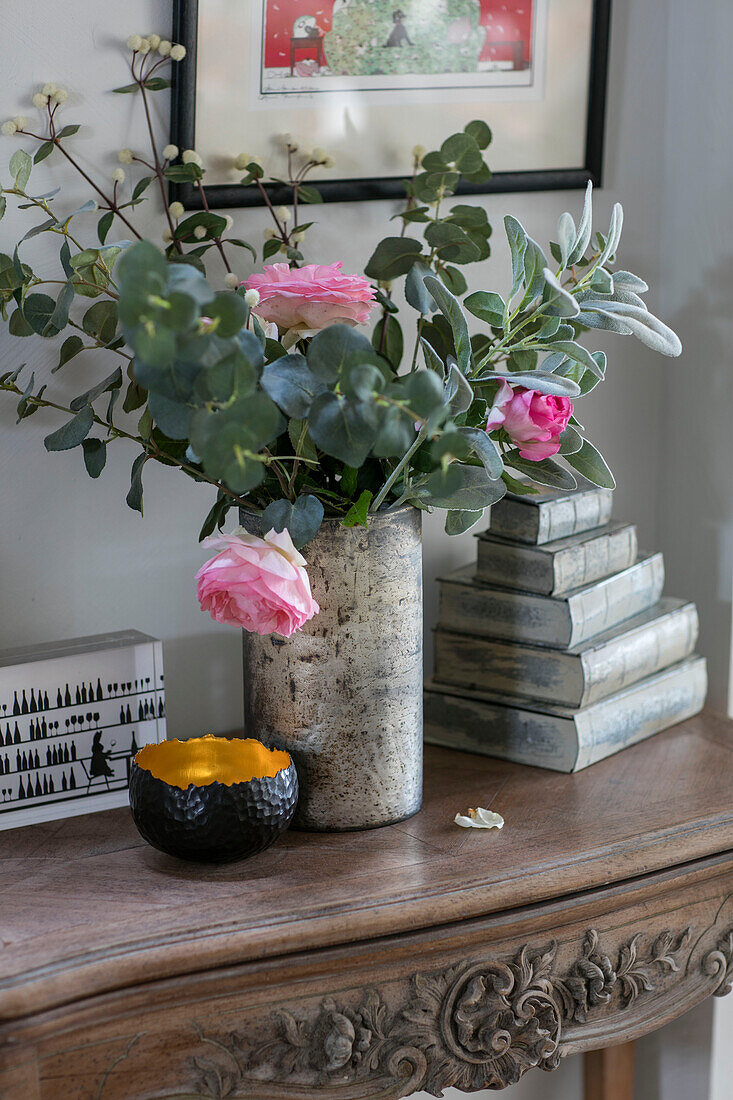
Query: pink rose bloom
xmin=244 ymin=262 xmax=377 ymax=342
xmin=486 ymin=379 xmax=573 ymax=461
xmin=196 ymin=527 xmax=320 ymax=638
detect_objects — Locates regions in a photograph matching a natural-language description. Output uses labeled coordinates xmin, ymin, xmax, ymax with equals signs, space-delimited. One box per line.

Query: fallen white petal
xmin=454 ymin=806 xmax=504 ymax=830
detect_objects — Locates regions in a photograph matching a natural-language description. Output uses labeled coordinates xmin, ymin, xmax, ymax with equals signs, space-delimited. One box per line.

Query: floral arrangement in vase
xmin=0 ymin=31 xmax=681 ymax=644
xmin=0 ymin=29 xmax=684 ymax=831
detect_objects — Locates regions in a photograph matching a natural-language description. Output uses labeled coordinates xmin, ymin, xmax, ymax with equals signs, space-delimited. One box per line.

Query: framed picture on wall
xmin=170 ymin=0 xmax=611 ymax=208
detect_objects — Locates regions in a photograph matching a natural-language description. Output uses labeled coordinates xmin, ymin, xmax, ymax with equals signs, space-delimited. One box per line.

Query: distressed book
xmin=424 ymin=655 xmax=708 ymax=772
xmin=437 ymin=553 xmax=665 ymax=649
xmin=433 ymin=598 xmax=699 ymax=708
xmin=487 ymin=481 xmax=614 ymax=545
xmin=475 ymin=521 xmax=638 ymax=596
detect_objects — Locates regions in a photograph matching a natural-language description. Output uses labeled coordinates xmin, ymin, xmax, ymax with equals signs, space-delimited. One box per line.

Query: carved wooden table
xmin=1 ymin=711 xmax=732 ymax=1099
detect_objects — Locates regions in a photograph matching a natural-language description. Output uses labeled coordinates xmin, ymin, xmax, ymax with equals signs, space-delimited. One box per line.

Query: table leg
xmin=584 ymin=1041 xmax=635 ymax=1100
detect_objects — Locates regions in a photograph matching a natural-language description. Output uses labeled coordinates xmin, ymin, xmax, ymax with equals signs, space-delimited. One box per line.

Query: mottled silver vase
xmin=240 ymin=506 xmax=423 ymax=831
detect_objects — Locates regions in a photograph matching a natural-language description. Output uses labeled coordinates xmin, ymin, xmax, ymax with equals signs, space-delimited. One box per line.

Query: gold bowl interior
xmin=134 ymin=735 xmax=291 ymax=790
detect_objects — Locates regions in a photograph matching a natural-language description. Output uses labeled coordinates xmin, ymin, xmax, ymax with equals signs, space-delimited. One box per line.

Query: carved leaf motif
xmin=187 ymin=923 xmax=722 ymax=1098
xmin=277 ymin=1009 xmax=309 ymax=1049
xmin=652 ymin=927 xmax=692 ymax=972
xmin=616 ymin=934 xmax=654 ymax=1004
xmin=192 ymin=1055 xmax=237 ymax=1099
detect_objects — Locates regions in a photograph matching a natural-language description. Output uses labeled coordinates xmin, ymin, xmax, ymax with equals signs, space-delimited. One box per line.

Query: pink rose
xmin=486 ymin=379 xmax=573 ymax=461
xmin=196 ymin=527 xmax=320 ymax=638
xmin=244 ymin=262 xmax=378 ymax=341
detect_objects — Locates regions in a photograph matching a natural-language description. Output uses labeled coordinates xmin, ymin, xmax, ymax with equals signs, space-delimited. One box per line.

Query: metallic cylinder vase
xmin=241 ymin=506 xmax=423 ymax=831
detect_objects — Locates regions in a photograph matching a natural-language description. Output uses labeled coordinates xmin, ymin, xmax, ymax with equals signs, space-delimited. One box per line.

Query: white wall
xmin=0 ymin=1 xmax=729 ymax=1097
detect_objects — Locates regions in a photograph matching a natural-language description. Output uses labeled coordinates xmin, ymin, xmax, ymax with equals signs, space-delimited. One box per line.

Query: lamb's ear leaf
xmin=504 ymin=215 xmax=528 ymax=301
xmin=505 ymin=453 xmax=578 ymax=490
xmin=445 ymin=508 xmax=484 ymax=535
xmin=405 ymin=262 xmax=437 ymax=315
xmin=564 ymin=439 xmax=616 ymax=488
xmin=566 ymin=181 xmax=593 ymax=266
xmin=423 ymin=275 xmax=471 ymax=375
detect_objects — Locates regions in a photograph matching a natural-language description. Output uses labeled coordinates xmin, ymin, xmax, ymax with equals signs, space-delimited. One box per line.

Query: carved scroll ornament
xmin=190 ymin=924 xmax=732 ymax=1097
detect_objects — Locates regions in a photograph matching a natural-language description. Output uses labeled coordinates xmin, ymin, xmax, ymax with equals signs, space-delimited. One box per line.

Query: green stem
xmin=371 ymin=426 xmax=428 ymax=512
xmin=409 ymin=317 xmax=424 ymax=373
xmin=136 ymin=58 xmax=182 ymax=253
xmin=195 ymin=179 xmax=232 ymax=274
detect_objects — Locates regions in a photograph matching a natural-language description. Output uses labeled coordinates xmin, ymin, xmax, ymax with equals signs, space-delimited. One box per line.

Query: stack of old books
xmin=424 ymin=481 xmax=707 ymax=772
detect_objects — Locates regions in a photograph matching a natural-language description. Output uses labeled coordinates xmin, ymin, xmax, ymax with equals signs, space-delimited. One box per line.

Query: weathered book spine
xmin=437 ymin=554 xmax=665 ymax=649
xmin=475 ymin=523 xmax=638 ymax=595
xmin=424 ymin=656 xmax=708 ymax=773
xmin=488 ymin=485 xmax=614 ymax=544
xmin=433 ymin=599 xmax=699 ymax=708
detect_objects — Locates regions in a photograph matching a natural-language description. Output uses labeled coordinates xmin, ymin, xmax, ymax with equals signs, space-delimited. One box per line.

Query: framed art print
xmin=170 ymin=0 xmax=611 ymax=207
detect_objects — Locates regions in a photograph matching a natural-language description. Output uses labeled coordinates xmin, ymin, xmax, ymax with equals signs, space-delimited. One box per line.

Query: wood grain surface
xmin=1 ymin=710 xmax=732 ymax=1097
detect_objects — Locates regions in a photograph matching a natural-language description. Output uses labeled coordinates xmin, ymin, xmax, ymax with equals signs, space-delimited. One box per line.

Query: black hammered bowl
xmin=129 ymin=735 xmax=298 ymax=863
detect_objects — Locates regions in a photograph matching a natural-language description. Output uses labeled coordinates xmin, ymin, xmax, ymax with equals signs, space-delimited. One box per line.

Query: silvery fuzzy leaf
xmin=518 ymin=236 xmax=548 ymax=308
xmin=608 ymin=201 xmax=624 ymax=256
xmin=542 ymin=268 xmax=581 ymax=317
xmin=454 ymin=806 xmax=505 ymax=829
xmin=595 ymin=203 xmax=623 ymax=269
xmin=565 ymin=438 xmax=616 ymax=489
xmin=475 ymin=370 xmax=580 ymax=396
xmin=590 ymin=267 xmax=614 ymax=295
xmin=613 ymin=270 xmax=649 ymax=293
xmin=445 ymin=359 xmax=473 ymax=415
xmin=559 ymin=425 xmax=584 ymax=454
xmin=578 ymin=310 xmax=633 ymax=335
xmin=458 ymin=426 xmax=504 ymax=479
xmin=611 ymin=288 xmax=647 ymax=309
xmin=566 ymin=180 xmax=593 ymax=266
xmin=544 ymin=323 xmax=577 ymax=343
xmin=405 ymin=261 xmax=437 ymax=315
xmin=421 ymin=337 xmax=445 ymax=376
xmin=581 ymin=300 xmax=681 ymax=356
xmin=540 ymin=352 xmax=570 ymax=372
xmin=534 ymin=340 xmax=602 ymax=377
xmin=423 ymin=275 xmax=472 ymax=375
xmin=504 ymin=215 xmax=528 ymax=301
xmin=445 ymin=508 xmax=484 ymax=535
xmin=557 ymin=211 xmax=576 ymax=268
xmin=507 ymin=453 xmax=577 ymax=490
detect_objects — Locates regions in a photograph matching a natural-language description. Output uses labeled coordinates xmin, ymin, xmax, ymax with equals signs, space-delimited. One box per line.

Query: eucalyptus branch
xmin=0 ymin=377 xmax=255 ymax=509
xmin=5 ymin=188 xmax=87 ymax=253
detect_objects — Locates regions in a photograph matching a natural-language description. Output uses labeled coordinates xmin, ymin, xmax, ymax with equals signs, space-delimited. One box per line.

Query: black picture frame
xmin=170 ymin=0 xmax=611 ymax=210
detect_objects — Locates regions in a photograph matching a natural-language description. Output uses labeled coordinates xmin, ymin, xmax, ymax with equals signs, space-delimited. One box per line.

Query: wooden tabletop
xmin=1 ymin=712 xmax=732 ymax=1025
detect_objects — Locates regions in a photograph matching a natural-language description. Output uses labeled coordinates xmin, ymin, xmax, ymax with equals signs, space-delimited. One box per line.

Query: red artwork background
xmin=263 ymin=1 xmax=534 ymax=70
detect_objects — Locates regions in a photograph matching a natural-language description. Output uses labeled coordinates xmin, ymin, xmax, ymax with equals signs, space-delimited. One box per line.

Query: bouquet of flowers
xmin=0 ymin=33 xmax=681 ymax=636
